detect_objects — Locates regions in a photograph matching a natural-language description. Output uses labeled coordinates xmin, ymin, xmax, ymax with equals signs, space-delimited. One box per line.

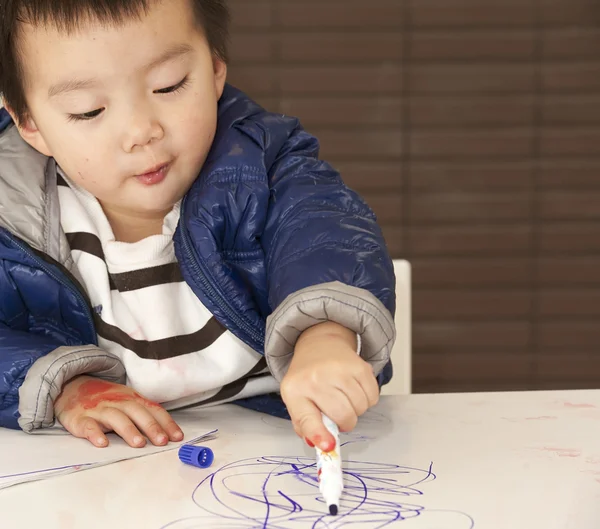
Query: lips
xmin=135 ymin=163 xmax=170 ymax=186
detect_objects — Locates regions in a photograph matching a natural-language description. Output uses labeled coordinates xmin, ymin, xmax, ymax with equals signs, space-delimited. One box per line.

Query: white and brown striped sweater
xmin=57 ymin=169 xmax=279 ymax=410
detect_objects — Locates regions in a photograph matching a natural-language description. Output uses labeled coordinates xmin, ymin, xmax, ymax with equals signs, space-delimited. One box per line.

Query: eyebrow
xmin=48 ymin=78 xmax=98 ymax=98
xmin=144 ymin=43 xmax=194 ymax=72
xmin=47 ymin=43 xmax=194 ymax=98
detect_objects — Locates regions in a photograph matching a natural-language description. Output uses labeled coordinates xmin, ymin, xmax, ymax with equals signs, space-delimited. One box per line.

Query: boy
xmin=0 ymin=0 xmax=396 ymax=452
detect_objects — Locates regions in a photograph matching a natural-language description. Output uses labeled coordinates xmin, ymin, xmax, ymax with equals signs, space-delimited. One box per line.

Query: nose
xmin=122 ymin=103 xmax=164 ymax=153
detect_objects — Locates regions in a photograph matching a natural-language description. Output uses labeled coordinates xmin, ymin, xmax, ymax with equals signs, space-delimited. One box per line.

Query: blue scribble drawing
xmin=160 ymin=451 xmax=475 ymax=528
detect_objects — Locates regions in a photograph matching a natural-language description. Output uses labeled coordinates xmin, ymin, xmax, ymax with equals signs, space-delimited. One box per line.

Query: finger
xmin=319 ymin=389 xmax=358 ymax=433
xmin=337 ymin=376 xmax=370 ymax=417
xmin=98 ymin=408 xmax=147 ymax=448
xmin=121 ymin=402 xmax=170 ymax=446
xmin=289 ymin=420 xmax=315 ymax=448
xmin=355 ymin=362 xmax=380 ymax=408
xmin=146 ymin=405 xmax=184 ymax=442
xmin=287 ymin=396 xmax=336 ymax=452
xmin=70 ymin=416 xmax=109 ymax=448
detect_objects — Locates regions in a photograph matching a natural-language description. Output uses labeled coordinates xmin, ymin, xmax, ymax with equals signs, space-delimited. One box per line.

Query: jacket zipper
xmin=179 ymin=196 xmax=264 ymax=351
xmin=5 ymin=234 xmax=97 ymax=346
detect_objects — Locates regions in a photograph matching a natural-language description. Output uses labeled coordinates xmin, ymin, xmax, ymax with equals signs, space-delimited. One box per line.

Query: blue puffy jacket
xmin=0 ymin=85 xmax=396 ymax=431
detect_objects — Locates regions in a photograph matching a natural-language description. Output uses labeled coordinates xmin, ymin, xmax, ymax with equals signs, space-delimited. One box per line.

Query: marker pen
xmin=315 ymin=413 xmax=344 ymax=515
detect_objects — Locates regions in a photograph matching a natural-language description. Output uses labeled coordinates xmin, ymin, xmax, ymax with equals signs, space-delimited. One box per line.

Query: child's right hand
xmin=54 ymin=375 xmax=183 ymax=448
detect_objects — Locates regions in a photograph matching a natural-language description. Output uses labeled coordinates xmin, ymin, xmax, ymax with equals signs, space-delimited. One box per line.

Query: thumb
xmin=289 ymin=398 xmax=336 ymax=452
xmin=70 ymin=415 xmax=109 ymax=448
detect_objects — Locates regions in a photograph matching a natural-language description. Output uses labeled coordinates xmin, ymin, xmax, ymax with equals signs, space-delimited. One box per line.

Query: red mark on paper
xmin=564 ymin=402 xmax=596 ymax=409
xmin=502 ymin=415 xmax=557 ymax=423
xmin=540 ymin=447 xmax=581 ymax=458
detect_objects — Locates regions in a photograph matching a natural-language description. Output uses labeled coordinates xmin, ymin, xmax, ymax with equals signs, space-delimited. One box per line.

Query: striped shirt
xmin=57 ymin=169 xmax=279 ymax=410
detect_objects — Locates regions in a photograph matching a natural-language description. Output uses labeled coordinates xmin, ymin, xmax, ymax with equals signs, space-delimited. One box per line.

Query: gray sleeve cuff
xmin=264 ymin=281 xmax=396 ymax=382
xmin=18 ymin=346 xmax=126 ymax=433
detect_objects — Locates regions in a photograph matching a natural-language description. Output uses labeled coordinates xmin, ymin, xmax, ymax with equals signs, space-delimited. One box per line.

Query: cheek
xmin=53 ymin=141 xmax=111 ymax=189
xmin=177 ymin=110 xmax=217 ymax=157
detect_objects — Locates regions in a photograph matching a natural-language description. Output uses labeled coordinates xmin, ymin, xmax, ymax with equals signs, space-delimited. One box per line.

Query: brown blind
xmin=228 ymin=0 xmax=600 ymax=392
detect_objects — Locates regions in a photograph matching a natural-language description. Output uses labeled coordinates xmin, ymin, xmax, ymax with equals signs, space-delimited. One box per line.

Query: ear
xmin=213 ymin=57 xmax=228 ymax=100
xmin=4 ymin=105 xmax=52 ymax=157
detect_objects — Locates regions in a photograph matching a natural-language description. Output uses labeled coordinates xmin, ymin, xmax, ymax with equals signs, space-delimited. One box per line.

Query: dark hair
xmin=0 ymin=0 xmax=230 ymax=125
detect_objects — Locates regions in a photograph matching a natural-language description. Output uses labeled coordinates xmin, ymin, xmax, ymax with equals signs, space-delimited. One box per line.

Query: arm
xmin=259 ymin=116 xmax=397 ymax=382
xmin=0 ymin=321 xmax=63 ymax=430
xmin=0 ymin=320 xmax=125 ymax=431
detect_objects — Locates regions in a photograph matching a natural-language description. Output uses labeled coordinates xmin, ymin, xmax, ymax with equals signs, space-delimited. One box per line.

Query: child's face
xmin=14 ymin=0 xmax=227 ymax=220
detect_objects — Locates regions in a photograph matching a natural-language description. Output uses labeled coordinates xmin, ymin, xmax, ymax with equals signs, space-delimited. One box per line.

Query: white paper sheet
xmin=0 ymin=417 xmax=218 ymax=489
xmin=3 ymin=393 xmax=600 ymax=529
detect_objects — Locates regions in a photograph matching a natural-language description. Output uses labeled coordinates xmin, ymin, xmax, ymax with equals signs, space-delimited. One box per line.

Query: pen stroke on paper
xmin=160 ymin=444 xmax=474 ymax=528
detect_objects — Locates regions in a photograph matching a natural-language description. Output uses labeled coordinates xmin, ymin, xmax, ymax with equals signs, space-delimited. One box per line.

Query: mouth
xmin=135 ymin=163 xmax=170 ymax=186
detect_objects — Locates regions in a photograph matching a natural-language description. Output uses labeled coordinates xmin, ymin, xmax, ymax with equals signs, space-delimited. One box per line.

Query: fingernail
xmin=305 ymin=437 xmax=315 ymax=448
xmin=97 ymin=437 xmax=107 ymax=446
xmin=173 ymin=430 xmax=184 ymax=441
xmin=133 ymin=435 xmax=144 ymax=446
xmin=320 ymin=440 xmax=331 ymax=451
xmin=157 ymin=434 xmax=167 ymax=444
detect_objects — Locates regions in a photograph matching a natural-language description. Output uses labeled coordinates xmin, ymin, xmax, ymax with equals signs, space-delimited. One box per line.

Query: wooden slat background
xmin=227 ymin=0 xmax=600 ymax=393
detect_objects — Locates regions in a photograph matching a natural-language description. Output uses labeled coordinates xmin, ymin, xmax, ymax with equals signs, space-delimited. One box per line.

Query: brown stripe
xmin=244 ymin=356 xmax=269 ymax=377
xmin=56 ymin=172 xmax=69 ymax=186
xmin=66 ymin=233 xmax=184 ymax=292
xmin=66 ymin=232 xmax=117 ymax=290
xmin=66 ymin=232 xmax=104 ymax=260
xmin=111 ymin=263 xmax=184 ymax=292
xmin=94 ymin=314 xmax=227 ymax=359
xmin=172 ymin=357 xmax=269 ymax=410
xmin=194 ymin=378 xmax=250 ymax=407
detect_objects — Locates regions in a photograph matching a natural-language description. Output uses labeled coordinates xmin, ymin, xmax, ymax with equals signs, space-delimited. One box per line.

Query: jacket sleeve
xmin=258 ymin=116 xmax=397 ymax=382
xmin=0 ymin=319 xmax=126 ymax=432
xmin=0 ymin=253 xmax=126 ymax=431
xmin=0 ymin=322 xmax=61 ymax=430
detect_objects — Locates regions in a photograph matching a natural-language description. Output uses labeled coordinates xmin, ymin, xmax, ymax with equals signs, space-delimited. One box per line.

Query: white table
xmin=1 ymin=389 xmax=600 ymax=528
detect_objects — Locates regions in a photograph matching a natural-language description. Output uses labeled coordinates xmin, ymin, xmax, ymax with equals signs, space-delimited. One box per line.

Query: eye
xmin=67 ymin=108 xmax=104 ymax=122
xmin=154 ymin=76 xmax=189 ymax=95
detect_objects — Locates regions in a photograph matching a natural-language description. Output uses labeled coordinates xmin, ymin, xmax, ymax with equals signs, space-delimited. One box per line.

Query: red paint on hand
xmin=65 ymin=379 xmax=161 ymax=411
xmin=78 ymin=379 xmax=114 ymax=396
xmin=305 ymin=437 xmax=315 ymax=448
xmin=131 ymin=392 xmax=161 ymax=409
xmin=81 ymin=391 xmax=134 ymax=410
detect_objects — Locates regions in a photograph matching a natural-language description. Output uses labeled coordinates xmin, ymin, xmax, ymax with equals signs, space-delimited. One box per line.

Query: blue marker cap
xmin=178 ymin=444 xmax=214 ymax=468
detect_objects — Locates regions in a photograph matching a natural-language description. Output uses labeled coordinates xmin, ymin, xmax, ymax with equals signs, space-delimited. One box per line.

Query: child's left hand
xmin=279 ymin=322 xmax=380 ymax=452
